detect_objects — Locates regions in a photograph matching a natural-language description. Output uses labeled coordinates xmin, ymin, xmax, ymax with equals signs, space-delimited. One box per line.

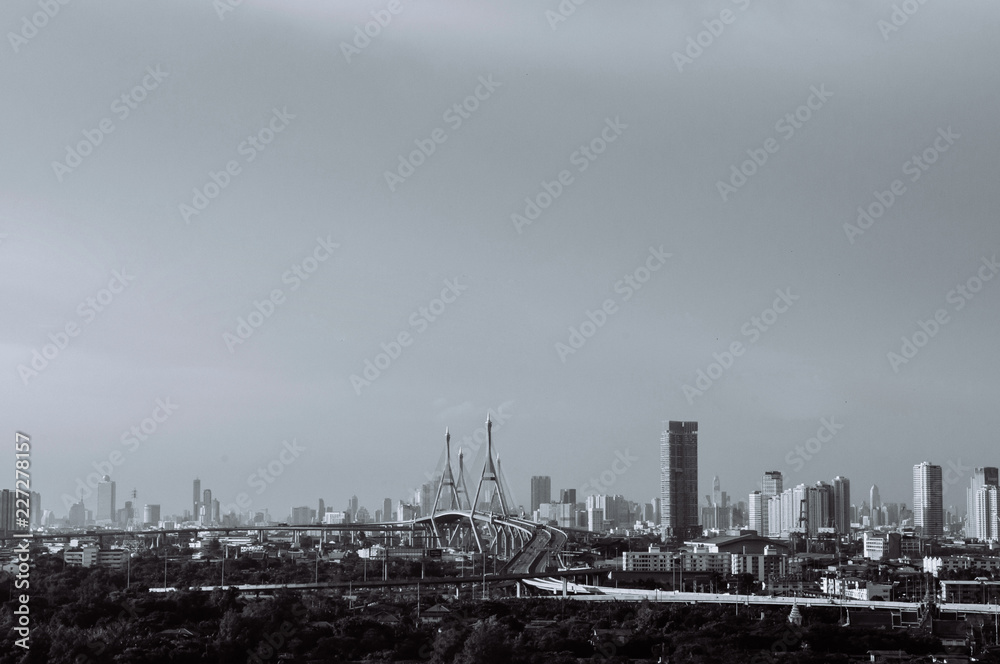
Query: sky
xmin=2 ymin=0 xmax=999 ymax=521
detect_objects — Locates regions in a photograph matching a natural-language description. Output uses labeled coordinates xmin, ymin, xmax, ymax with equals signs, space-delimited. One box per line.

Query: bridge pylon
xmin=429 ymin=428 xmax=463 ymax=546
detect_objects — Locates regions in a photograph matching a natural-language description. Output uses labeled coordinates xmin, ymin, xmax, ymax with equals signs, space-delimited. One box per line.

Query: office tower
xmin=212 ymin=499 xmax=220 ymax=523
xmin=974 ymin=485 xmax=999 ymax=542
xmin=749 ymin=491 xmax=764 ymax=535
xmin=290 ymin=506 xmax=311 ymax=525
xmin=832 ymin=476 xmax=851 ymax=534
xmin=530 ymin=476 xmax=552 ymax=512
xmin=807 ymin=482 xmax=833 ymax=536
xmin=144 ymin=504 xmax=161 ymax=525
xmin=870 ymin=485 xmax=882 ymax=528
xmin=762 ymin=471 xmax=783 ymax=497
xmin=967 ymin=467 xmax=999 ymax=540
xmin=913 ymin=461 xmax=943 ymax=537
xmin=29 ymin=491 xmax=42 ymax=527
xmin=69 ymin=500 xmax=86 ymax=527
xmin=561 ymin=489 xmax=577 ymax=506
xmin=660 ymin=421 xmax=699 ymax=540
xmin=652 ymin=497 xmax=661 ymax=525
xmin=202 ymin=489 xmax=212 ymax=524
xmin=193 ymin=478 xmax=201 ymax=520
xmin=96 ymin=475 xmax=116 ymax=524
xmin=712 ymin=476 xmax=721 ymax=507
xmin=318 ymin=498 xmax=325 ymax=519
xmin=383 ymin=498 xmax=393 ymax=522
xmin=349 ymin=495 xmax=359 ymax=518
xmin=0 ymin=490 xmax=14 ymax=533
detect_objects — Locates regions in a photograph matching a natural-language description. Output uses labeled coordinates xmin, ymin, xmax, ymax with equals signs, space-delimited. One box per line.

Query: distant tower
xmin=455 ymin=448 xmax=471 ymax=510
xmin=97 ymin=476 xmax=116 ymax=525
xmin=125 ymin=489 xmax=140 ymax=531
xmin=432 ymin=428 xmax=462 ymax=516
xmin=193 ymin=478 xmax=201 ymax=522
xmin=203 ymin=489 xmax=213 ymax=525
xmin=832 ymin=476 xmax=851 ymax=534
xmin=913 ymin=462 xmax=943 ymax=537
xmin=660 ymin=421 xmax=699 ymax=541
xmin=870 ymin=485 xmax=882 ymax=528
xmin=471 ymin=413 xmax=511 ymax=516
xmin=531 ymin=476 xmax=552 ymax=513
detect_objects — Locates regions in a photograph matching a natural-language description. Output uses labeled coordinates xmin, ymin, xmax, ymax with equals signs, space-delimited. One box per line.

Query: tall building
xmin=68 ymin=500 xmax=86 ymax=527
xmin=202 ymin=489 xmax=213 ymax=525
xmin=0 ymin=489 xmax=15 ymax=533
xmin=530 ymin=476 xmax=552 ymax=512
xmin=974 ymin=485 xmax=999 ymax=542
xmin=758 ymin=471 xmax=783 ymax=536
xmin=96 ymin=475 xmax=116 ymax=525
xmin=144 ymin=504 xmax=161 ymax=525
xmin=832 ymin=476 xmax=851 ymax=534
xmin=193 ymin=478 xmax=201 ymax=521
xmin=560 ymin=488 xmax=577 ymax=506
xmin=383 ymin=498 xmax=393 ymax=522
xmin=349 ymin=495 xmax=359 ymax=519
xmin=660 ymin=421 xmax=699 ymax=540
xmin=870 ymin=485 xmax=882 ymax=528
xmin=748 ymin=491 xmax=765 ymax=535
xmin=967 ymin=467 xmax=999 ymax=540
xmin=913 ymin=461 xmax=943 ymax=537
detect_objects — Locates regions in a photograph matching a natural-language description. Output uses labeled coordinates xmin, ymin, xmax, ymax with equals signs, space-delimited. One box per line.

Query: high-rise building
xmin=560 ymin=489 xmax=577 ymax=506
xmin=660 ymin=421 xmax=699 ymax=540
xmin=383 ymin=498 xmax=393 ymax=522
xmin=193 ymin=478 xmax=201 ymax=522
xmin=759 ymin=471 xmax=783 ymax=536
xmin=96 ymin=476 xmax=116 ymax=525
xmin=832 ymin=476 xmax=851 ymax=534
xmin=974 ymin=485 xmax=999 ymax=542
xmin=967 ymin=467 xmax=999 ymax=540
xmin=0 ymin=489 xmax=15 ymax=533
xmin=68 ymin=500 xmax=86 ymax=527
xmin=748 ymin=491 xmax=765 ymax=535
xmin=870 ymin=485 xmax=882 ymax=528
xmin=202 ymin=489 xmax=213 ymax=525
xmin=349 ymin=495 xmax=359 ymax=519
xmin=530 ymin=476 xmax=552 ymax=512
xmin=144 ymin=504 xmax=161 ymax=525
xmin=913 ymin=461 xmax=943 ymax=537
xmin=318 ymin=498 xmax=325 ymax=519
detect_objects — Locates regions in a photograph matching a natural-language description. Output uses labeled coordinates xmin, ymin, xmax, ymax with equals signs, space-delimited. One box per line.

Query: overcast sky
xmin=3 ymin=0 xmax=999 ymax=520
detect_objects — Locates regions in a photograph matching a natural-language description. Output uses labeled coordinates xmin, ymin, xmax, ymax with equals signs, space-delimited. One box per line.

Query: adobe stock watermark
xmin=844 ymin=126 xmax=959 ymax=244
xmin=220 ymin=438 xmax=307 ymax=516
xmin=716 ymin=85 xmax=833 ymax=202
xmin=877 ymin=0 xmax=932 ymax=41
xmin=555 ymin=245 xmax=671 ymax=363
xmin=578 ymin=449 xmax=639 ymax=498
xmin=51 ymin=66 xmax=168 ymax=183
xmin=942 ymin=458 xmax=972 ymax=497
xmin=511 ymin=117 xmax=628 ymax=234
xmin=886 ymin=254 xmax=998 ymax=373
xmin=672 ymin=0 xmax=752 ymax=73
xmin=784 ymin=417 xmax=844 ymax=473
xmin=179 ymin=107 xmax=296 ymax=224
xmin=384 ymin=75 xmax=502 ymax=192
xmin=17 ymin=267 xmax=136 ymax=385
xmin=60 ymin=398 xmax=179 ymax=511
xmin=545 ymin=0 xmax=589 ymax=31
xmin=350 ymin=278 xmax=468 ymax=395
xmin=213 ymin=0 xmax=245 ymax=21
xmin=7 ymin=0 xmax=72 ymax=54
xmin=340 ymin=0 xmax=405 ymax=63
xmin=682 ymin=287 xmax=798 ymax=404
xmin=223 ymin=235 xmax=340 ymax=353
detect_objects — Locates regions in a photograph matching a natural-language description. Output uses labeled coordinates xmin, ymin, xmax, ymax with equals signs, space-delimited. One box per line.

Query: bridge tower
xmin=430 ymin=428 xmax=463 ymax=545
xmin=471 ymin=413 xmax=511 ymax=517
xmin=455 ymin=447 xmax=471 ymax=510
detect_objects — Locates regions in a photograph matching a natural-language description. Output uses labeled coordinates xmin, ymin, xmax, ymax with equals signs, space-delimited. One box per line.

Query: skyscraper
xmin=913 ymin=462 xmax=943 ymax=537
xmin=832 ymin=476 xmax=851 ymax=534
xmin=383 ymin=498 xmax=393 ymax=522
xmin=974 ymin=485 xmax=999 ymax=542
xmin=660 ymin=421 xmax=699 ymax=540
xmin=193 ymin=478 xmax=201 ymax=520
xmin=96 ymin=475 xmax=116 ymax=525
xmin=759 ymin=471 xmax=783 ymax=536
xmin=203 ymin=489 xmax=213 ymax=525
xmin=967 ymin=467 xmax=999 ymax=540
xmin=870 ymin=485 xmax=881 ymax=527
xmin=748 ymin=491 xmax=764 ymax=535
xmin=530 ymin=476 xmax=552 ymax=513
xmin=144 ymin=504 xmax=161 ymax=525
